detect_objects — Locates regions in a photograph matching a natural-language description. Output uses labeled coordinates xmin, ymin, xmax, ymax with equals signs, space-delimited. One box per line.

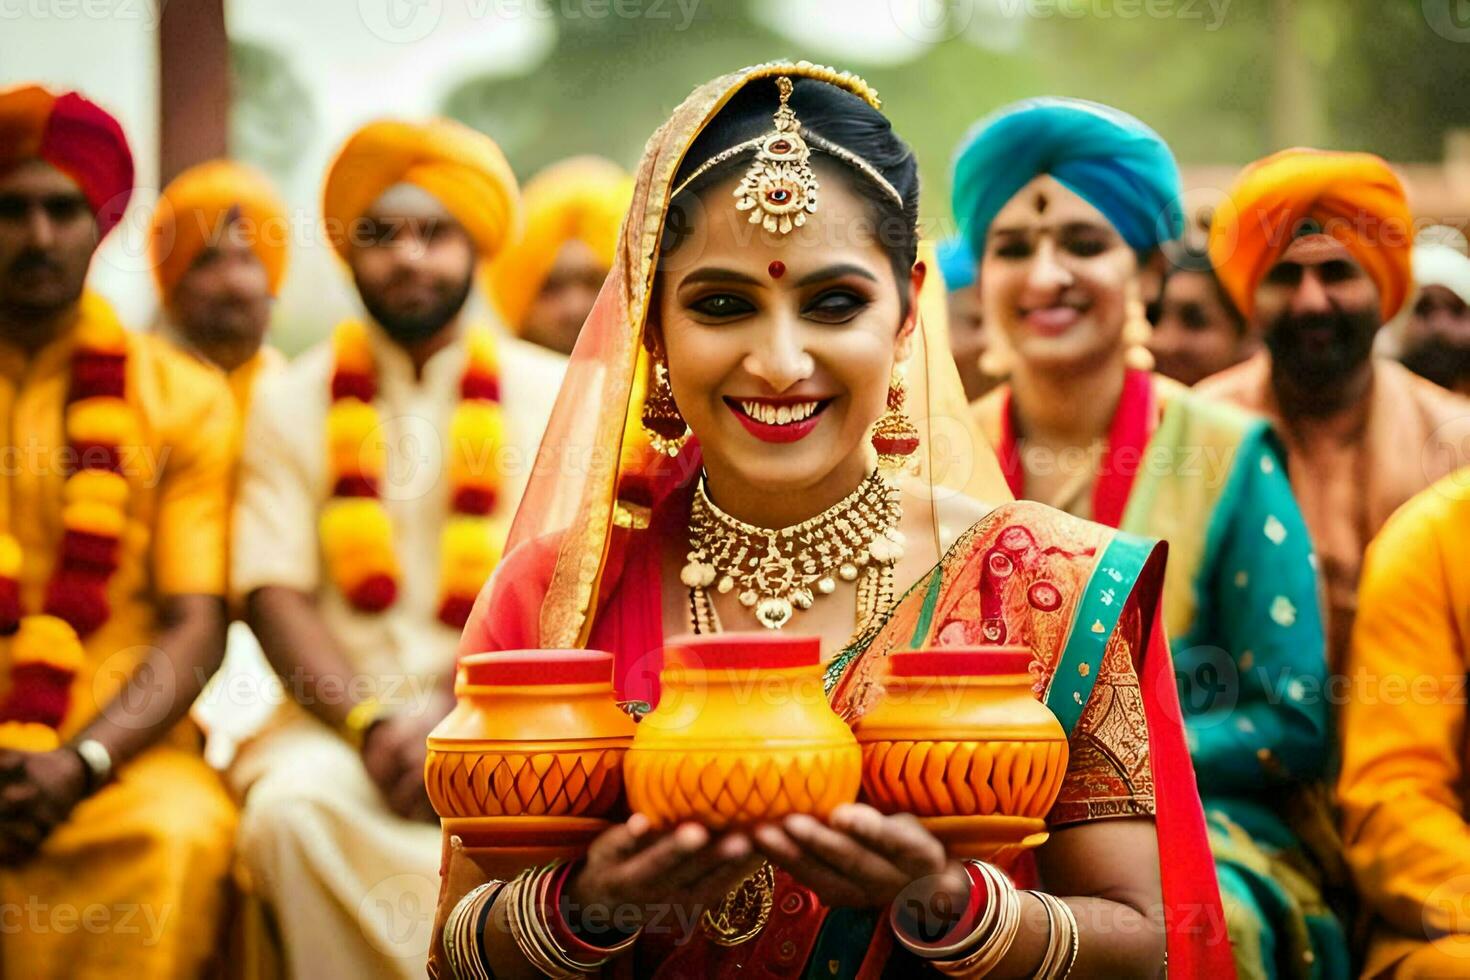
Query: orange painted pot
xmin=623 ymin=633 xmax=861 ymax=830
xmin=854 ymin=646 xmax=1068 ymax=861
xmin=425 ymin=650 xmax=635 ymax=826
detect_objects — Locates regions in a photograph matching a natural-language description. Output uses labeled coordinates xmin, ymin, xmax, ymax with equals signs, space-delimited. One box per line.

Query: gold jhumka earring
xmin=641 ymin=359 xmax=688 ymax=457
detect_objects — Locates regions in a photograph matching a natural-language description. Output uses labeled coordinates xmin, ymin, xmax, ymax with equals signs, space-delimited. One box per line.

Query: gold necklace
xmin=681 ymin=469 xmax=904 ymax=632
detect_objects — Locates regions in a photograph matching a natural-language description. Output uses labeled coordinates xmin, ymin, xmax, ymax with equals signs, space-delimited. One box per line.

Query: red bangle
xmin=547 ymin=860 xmax=633 ymax=956
xmin=888 ymin=863 xmax=987 ymax=951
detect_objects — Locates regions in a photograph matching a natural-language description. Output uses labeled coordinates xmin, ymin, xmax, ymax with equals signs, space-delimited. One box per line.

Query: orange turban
xmin=150 ymin=160 xmax=290 ymax=299
xmin=484 ymin=156 xmax=631 ymax=333
xmin=1208 ymin=148 xmax=1413 ymax=323
xmin=322 ymin=118 xmax=518 ymax=262
xmin=0 ymin=84 xmax=134 ymax=239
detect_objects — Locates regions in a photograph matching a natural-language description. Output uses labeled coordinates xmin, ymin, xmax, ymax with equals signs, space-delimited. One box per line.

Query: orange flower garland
xmin=0 ymin=303 xmax=136 ymax=749
xmin=321 ymin=321 xmax=505 ymax=628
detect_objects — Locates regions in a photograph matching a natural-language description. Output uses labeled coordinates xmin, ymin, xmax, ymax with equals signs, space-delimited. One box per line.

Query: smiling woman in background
xmin=958 ymin=97 xmax=1342 ymax=980
xmin=433 ymin=63 xmax=1232 ymax=979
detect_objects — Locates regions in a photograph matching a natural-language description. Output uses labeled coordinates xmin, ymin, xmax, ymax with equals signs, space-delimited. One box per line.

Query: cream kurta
xmin=228 ymin=322 xmax=564 ymax=980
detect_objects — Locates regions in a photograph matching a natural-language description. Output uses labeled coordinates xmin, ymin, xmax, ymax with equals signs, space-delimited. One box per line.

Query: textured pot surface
xmin=427 ymin=650 xmax=634 ymax=820
xmin=624 ymin=633 xmax=862 ymax=829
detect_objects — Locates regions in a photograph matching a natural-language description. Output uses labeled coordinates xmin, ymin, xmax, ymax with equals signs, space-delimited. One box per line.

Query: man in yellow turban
xmin=227 ymin=117 xmax=564 ymax=980
xmin=484 ymin=155 xmax=630 ymax=354
xmin=1339 ymin=467 xmax=1470 ymax=977
xmin=150 ymin=158 xmax=289 ymax=414
xmin=1198 ymin=148 xmax=1470 ymax=670
xmin=0 ymin=84 xmax=237 ymax=979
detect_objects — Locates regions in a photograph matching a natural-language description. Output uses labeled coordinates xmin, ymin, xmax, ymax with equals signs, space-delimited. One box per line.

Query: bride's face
xmin=654 ymin=163 xmax=917 ymax=496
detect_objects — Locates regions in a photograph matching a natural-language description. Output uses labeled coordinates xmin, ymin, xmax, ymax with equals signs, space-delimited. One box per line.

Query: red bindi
xmin=767 ymin=260 xmax=786 ymax=279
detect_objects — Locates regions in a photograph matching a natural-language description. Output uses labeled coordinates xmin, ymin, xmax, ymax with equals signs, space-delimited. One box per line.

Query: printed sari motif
xmin=978 ymin=369 xmax=1344 ymax=980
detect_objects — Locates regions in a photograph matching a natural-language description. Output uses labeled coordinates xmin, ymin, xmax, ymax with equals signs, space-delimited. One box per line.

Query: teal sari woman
xmin=957 ymin=98 xmax=1345 ymax=979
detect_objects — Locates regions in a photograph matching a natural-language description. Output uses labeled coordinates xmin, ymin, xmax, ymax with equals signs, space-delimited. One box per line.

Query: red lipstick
xmin=724 ymin=396 xmax=831 ymax=445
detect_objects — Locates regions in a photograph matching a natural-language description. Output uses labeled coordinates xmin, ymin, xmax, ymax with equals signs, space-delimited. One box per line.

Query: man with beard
xmin=227 ymin=118 xmax=564 ymax=980
xmin=0 ymin=85 xmax=237 ymax=979
xmin=1197 ymin=148 xmax=1470 ymax=671
xmin=1396 ymin=241 xmax=1470 ymax=397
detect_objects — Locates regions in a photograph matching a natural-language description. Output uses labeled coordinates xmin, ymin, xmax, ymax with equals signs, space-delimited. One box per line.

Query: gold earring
xmin=1123 ymin=285 xmax=1156 ymax=371
xmin=641 ymin=359 xmax=689 ymax=456
xmin=871 ymin=368 xmax=920 ymax=472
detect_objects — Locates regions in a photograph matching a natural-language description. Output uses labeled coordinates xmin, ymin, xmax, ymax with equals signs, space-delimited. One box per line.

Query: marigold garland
xmin=0 ymin=302 xmax=136 ymax=750
xmin=321 ymin=321 xmax=506 ymax=628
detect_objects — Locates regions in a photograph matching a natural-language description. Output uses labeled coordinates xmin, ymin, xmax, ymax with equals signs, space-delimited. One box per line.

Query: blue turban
xmin=937 ymin=235 xmax=976 ymax=290
xmin=951 ymin=97 xmax=1183 ymax=257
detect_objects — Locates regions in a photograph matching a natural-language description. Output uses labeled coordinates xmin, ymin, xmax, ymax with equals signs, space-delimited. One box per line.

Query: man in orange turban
xmin=1198 ymin=148 xmax=1470 ymax=670
xmin=227 ymin=117 xmax=564 ymax=980
xmin=0 ymin=84 xmax=237 ymax=979
xmin=485 ymin=155 xmax=630 ymax=355
xmin=150 ymin=159 xmax=290 ymax=413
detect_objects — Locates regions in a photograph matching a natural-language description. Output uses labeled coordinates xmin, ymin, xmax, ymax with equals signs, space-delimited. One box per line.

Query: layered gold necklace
xmin=681 ymin=469 xmax=904 ymax=634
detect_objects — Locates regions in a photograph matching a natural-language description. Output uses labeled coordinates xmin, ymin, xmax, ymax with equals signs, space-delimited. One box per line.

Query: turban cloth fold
xmin=1207 ymin=148 xmax=1413 ymax=323
xmin=150 ymin=159 xmax=290 ymax=299
xmin=0 ymin=84 xmax=134 ymax=239
xmin=951 ymin=96 xmax=1182 ymax=257
xmin=1412 ymin=243 xmax=1470 ymax=308
xmin=484 ymin=156 xmax=631 ymax=333
xmin=936 ymin=235 xmax=976 ymax=291
xmin=322 ymin=118 xmax=518 ymax=262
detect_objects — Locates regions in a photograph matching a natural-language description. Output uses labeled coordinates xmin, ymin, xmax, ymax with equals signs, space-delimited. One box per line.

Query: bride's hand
xmin=565 ymin=813 xmax=763 ymax=938
xmin=754 ymin=802 xmax=971 ymax=933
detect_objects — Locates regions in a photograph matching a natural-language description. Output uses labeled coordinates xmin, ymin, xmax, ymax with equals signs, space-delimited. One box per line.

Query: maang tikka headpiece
xmin=671 ymin=74 xmax=904 ymax=237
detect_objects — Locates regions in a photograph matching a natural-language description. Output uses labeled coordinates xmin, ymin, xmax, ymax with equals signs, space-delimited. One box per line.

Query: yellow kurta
xmin=0 ymin=293 xmax=237 ymax=980
xmin=1339 ymin=467 xmax=1470 ymax=978
xmin=228 ymin=322 xmax=563 ymax=980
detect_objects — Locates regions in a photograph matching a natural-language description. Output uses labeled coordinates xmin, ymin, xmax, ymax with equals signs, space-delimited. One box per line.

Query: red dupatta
xmin=995 ymin=367 xmax=1159 ymax=528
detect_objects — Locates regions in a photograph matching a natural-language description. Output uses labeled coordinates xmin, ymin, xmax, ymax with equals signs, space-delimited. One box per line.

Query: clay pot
xmin=623 ymin=633 xmax=861 ymax=830
xmin=854 ymin=646 xmax=1068 ymax=862
xmin=425 ymin=650 xmax=634 ymax=852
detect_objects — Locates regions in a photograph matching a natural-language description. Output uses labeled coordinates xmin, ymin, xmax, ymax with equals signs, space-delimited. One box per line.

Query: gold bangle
xmin=507 ymin=865 xmax=599 ymax=978
xmin=933 ymin=863 xmax=1023 ymax=977
xmin=343 ymin=696 xmax=389 ymax=748
xmin=444 ymin=881 xmax=502 ymax=980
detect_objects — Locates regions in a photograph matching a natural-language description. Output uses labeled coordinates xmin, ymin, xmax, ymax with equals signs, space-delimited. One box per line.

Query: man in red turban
xmin=0 ymin=84 xmax=237 ymax=979
xmin=1198 ymin=148 xmax=1470 ymax=670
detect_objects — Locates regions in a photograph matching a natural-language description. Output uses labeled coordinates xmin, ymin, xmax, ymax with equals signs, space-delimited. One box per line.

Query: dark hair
xmin=1158 ymin=240 xmax=1245 ymax=332
xmin=661 ymin=76 xmax=921 ymax=318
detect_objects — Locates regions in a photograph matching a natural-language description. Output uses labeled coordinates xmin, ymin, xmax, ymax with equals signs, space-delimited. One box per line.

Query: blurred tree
xmin=231 ymin=39 xmax=319 ymax=179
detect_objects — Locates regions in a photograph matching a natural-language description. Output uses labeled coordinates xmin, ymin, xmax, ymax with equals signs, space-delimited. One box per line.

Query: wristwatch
xmin=72 ymin=738 xmax=113 ymax=795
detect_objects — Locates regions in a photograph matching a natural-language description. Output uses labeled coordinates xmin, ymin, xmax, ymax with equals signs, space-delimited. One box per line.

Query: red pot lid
xmin=887 ymin=646 xmax=1035 ymax=678
xmin=461 ymin=650 xmax=615 ymax=687
xmin=664 ymin=632 xmax=819 ymax=670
